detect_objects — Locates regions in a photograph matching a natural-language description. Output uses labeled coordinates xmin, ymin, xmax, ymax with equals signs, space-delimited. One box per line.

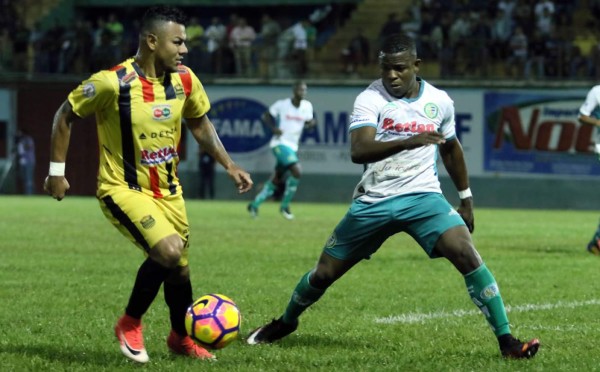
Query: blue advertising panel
xmin=484 ymin=92 xmax=600 ymax=176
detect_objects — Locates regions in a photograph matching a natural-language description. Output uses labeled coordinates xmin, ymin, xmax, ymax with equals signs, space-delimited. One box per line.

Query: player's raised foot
xmin=280 ymin=207 xmax=294 ymax=220
xmin=499 ymin=334 xmax=540 ymax=359
xmin=247 ymin=203 xmax=258 ymax=218
xmin=587 ymin=238 xmax=600 ymax=255
xmin=114 ymin=314 xmax=149 ymax=363
xmin=246 ymin=317 xmax=298 ymax=344
xmin=167 ymin=330 xmax=216 ymax=361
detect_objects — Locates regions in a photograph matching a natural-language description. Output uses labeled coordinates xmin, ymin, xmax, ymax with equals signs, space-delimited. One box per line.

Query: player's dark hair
xmin=379 ymin=33 xmax=417 ymax=57
xmin=140 ymin=5 xmax=187 ymax=35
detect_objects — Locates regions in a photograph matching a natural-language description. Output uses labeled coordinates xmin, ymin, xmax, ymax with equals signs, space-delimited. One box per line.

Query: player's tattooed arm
xmin=186 ymin=115 xmax=253 ymax=193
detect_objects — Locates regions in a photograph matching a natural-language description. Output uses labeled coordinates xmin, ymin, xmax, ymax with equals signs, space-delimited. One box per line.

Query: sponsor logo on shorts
xmin=82 ymin=83 xmax=96 ymax=98
xmin=140 ymin=215 xmax=156 ymax=229
xmin=325 ymin=232 xmax=337 ymax=248
xmin=480 ymin=284 xmax=499 ymax=300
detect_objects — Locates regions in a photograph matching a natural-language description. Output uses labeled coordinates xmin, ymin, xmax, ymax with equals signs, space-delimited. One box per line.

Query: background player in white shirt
xmin=246 ymin=33 xmax=540 ymax=359
xmin=578 ymin=84 xmax=600 ymax=255
xmin=248 ymin=81 xmax=316 ymax=219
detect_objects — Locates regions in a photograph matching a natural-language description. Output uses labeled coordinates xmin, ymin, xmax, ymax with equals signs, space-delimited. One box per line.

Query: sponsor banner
xmin=484 ymin=91 xmax=600 ymax=176
xmin=197 ymin=85 xmax=483 ymax=175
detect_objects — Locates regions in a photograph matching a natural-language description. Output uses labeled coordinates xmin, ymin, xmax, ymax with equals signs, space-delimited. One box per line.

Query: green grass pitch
xmin=1 ymin=196 xmax=599 ymax=371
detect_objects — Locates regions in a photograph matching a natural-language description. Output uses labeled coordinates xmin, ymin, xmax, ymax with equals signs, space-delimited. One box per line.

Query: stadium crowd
xmin=0 ymin=0 xmax=599 ymax=80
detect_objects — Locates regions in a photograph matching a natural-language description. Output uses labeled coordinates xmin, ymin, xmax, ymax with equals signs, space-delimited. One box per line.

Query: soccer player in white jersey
xmin=578 ymin=84 xmax=600 ymax=255
xmin=247 ymin=81 xmax=316 ymax=220
xmin=246 ymin=33 xmax=540 ymax=359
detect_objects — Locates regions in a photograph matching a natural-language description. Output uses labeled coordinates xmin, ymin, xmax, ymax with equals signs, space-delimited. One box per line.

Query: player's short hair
xmin=140 ymin=5 xmax=187 ymax=35
xmin=379 ymin=33 xmax=417 ymax=59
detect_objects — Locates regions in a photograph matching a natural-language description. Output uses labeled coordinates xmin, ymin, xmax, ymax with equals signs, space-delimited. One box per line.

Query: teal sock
xmin=252 ymin=181 xmax=275 ymax=207
xmin=281 ymin=176 xmax=299 ymax=209
xmin=282 ymin=271 xmax=325 ymax=324
xmin=464 ymin=263 xmax=511 ymax=336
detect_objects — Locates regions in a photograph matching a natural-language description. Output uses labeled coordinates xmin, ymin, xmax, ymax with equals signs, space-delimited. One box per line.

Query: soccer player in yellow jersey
xmin=43 ymin=6 xmax=253 ymax=363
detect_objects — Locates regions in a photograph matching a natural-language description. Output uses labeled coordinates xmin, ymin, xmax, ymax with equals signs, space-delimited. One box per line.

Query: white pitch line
xmin=374 ymin=299 xmax=600 ymax=324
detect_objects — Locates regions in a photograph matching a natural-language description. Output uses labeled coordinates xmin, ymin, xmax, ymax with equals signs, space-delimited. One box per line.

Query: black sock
xmin=498 ymin=333 xmax=515 ymax=348
xmin=164 ymin=280 xmax=193 ymax=336
xmin=125 ymin=258 xmax=170 ymax=319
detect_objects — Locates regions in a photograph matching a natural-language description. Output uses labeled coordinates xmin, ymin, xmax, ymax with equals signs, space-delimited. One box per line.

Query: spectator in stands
xmin=15 ymin=128 xmax=35 ymax=195
xmin=431 ymin=13 xmax=454 ymax=77
xmin=29 ymin=22 xmax=46 ymax=74
xmin=258 ymin=14 xmax=281 ymax=79
xmin=569 ymin=23 xmax=598 ymax=78
xmin=73 ymin=20 xmax=94 ymax=74
xmin=418 ymin=9 xmax=437 ymax=59
xmin=204 ymin=17 xmax=226 ymax=75
xmin=185 ymin=17 xmax=205 ymax=73
xmin=465 ymin=12 xmax=491 ymax=77
xmin=379 ymin=12 xmax=402 ymax=41
xmin=535 ymin=6 xmax=555 ymax=36
xmin=498 ymin=0 xmax=518 ymax=17
xmin=449 ymin=11 xmax=472 ymax=75
xmin=0 ymin=27 xmax=13 ymax=72
xmin=106 ymin=13 xmax=124 ymax=61
xmin=505 ymin=25 xmax=528 ymax=78
xmin=276 ymin=20 xmax=295 ymax=79
xmin=230 ymin=17 xmax=256 ymax=77
xmin=490 ymin=8 xmax=513 ymax=61
xmin=534 ymin=0 xmax=555 ymax=18
xmin=513 ymin=0 xmax=534 ymax=36
xmin=525 ymin=30 xmax=546 ymax=79
xmin=290 ymin=19 xmax=310 ymax=77
xmin=11 ymin=20 xmax=29 ymax=73
xmin=90 ymin=28 xmax=118 ymax=72
xmin=341 ymin=28 xmax=369 ymax=74
xmin=542 ymin=28 xmax=565 ymax=77
xmin=401 ymin=0 xmax=422 ymax=41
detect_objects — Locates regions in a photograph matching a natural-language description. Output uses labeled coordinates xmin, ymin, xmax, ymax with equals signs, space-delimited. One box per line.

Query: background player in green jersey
xmin=247 ymin=81 xmax=316 ymax=220
xmin=246 ymin=33 xmax=539 ymax=359
xmin=44 ymin=5 xmax=252 ymax=363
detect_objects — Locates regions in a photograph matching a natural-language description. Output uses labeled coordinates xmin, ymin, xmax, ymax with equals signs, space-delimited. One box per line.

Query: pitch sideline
xmin=374 ymin=299 xmax=600 ymax=324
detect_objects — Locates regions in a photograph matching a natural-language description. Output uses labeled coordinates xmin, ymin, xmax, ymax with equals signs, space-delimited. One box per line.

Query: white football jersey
xmin=268 ymin=98 xmax=314 ymax=151
xmin=578 ymin=85 xmax=600 ymax=154
xmin=349 ymin=78 xmax=456 ymax=202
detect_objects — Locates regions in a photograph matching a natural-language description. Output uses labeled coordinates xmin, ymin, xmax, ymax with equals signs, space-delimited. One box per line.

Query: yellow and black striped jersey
xmin=68 ymin=58 xmax=210 ymax=198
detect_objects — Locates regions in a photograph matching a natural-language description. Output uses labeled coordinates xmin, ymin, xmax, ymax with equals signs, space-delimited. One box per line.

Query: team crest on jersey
xmin=82 ymin=83 xmax=96 ymax=98
xmin=119 ymin=71 xmax=137 ymax=86
xmin=424 ymin=103 xmax=439 ymax=119
xmin=152 ymin=104 xmax=172 ymax=121
xmin=174 ymin=83 xmax=185 ymax=100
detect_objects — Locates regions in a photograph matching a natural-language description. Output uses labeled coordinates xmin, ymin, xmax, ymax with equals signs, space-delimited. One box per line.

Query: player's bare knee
xmin=151 ymin=235 xmax=184 ymax=268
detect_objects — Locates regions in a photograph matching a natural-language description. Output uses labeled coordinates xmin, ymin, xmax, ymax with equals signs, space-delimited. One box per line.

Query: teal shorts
xmin=323 ymin=192 xmax=465 ymax=260
xmin=272 ymin=145 xmax=298 ymax=172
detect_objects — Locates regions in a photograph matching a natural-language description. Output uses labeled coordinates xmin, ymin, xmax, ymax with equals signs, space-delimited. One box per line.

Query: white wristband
xmin=458 ymin=188 xmax=472 ymax=199
xmin=49 ymin=162 xmax=66 ymax=176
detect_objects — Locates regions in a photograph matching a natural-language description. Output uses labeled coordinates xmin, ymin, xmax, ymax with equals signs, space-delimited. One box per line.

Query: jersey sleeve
xmin=439 ymin=95 xmax=457 ymax=139
xmin=349 ymin=91 xmax=379 ymax=132
xmin=579 ymin=86 xmax=600 ymax=117
xmin=268 ymin=99 xmax=283 ymax=118
xmin=183 ymin=69 xmax=211 ymax=119
xmin=68 ymin=71 xmax=116 ymax=118
xmin=305 ymin=101 xmax=314 ymax=121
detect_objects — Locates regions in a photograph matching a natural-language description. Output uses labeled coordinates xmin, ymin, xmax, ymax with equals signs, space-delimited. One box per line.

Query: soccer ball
xmin=185 ymin=293 xmax=241 ymax=349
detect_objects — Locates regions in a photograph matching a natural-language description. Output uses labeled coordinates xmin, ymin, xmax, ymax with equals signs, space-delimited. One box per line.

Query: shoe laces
xmin=120 ymin=320 xmax=144 ymax=348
